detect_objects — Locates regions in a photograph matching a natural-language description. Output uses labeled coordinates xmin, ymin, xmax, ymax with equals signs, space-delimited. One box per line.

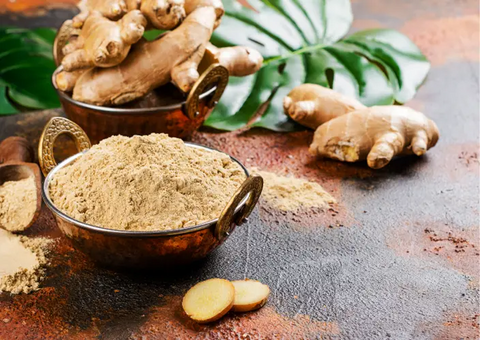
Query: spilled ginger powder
xmin=250 ymin=168 xmax=336 ymax=211
xmin=0 ymin=229 xmax=53 ymax=294
xmin=0 ymin=177 xmax=37 ymax=232
xmin=49 ymin=134 xmax=245 ymax=231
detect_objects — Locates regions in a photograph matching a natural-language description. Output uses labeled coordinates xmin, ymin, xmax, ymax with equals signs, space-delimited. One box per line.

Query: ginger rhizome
xmin=283 ymin=84 xmax=366 ymax=130
xmin=56 ymin=0 xmax=262 ymax=107
xmin=73 ymin=6 xmax=217 ymax=105
xmin=62 ymin=10 xmax=147 ymax=71
xmin=284 ymin=84 xmax=439 ymax=169
xmin=73 ymin=0 xmax=128 ymax=27
xmin=202 ymin=43 xmax=263 ymax=77
xmin=127 ymin=0 xmax=186 ymax=30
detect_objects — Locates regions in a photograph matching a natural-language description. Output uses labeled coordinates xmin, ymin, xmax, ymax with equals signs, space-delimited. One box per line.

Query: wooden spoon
xmin=0 ymin=137 xmax=42 ymax=232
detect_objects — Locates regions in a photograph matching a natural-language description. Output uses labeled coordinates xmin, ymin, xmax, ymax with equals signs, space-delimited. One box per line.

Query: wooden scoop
xmin=0 ymin=137 xmax=42 ymax=232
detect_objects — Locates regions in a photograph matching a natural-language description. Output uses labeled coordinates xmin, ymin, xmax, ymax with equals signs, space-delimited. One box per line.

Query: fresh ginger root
xmin=56 ymin=69 xmax=88 ymax=92
xmin=310 ymin=105 xmax=440 ymax=169
xmin=200 ymin=42 xmax=263 ymax=77
xmin=62 ymin=10 xmax=147 ymax=72
xmin=284 ymin=84 xmax=439 ymax=169
xmin=73 ymin=0 xmax=128 ymax=28
xmin=185 ymin=0 xmax=224 ymax=28
xmin=283 ymin=84 xmax=365 ymax=130
xmin=182 ymin=278 xmax=235 ymax=323
xmin=126 ymin=0 xmax=186 ymax=30
xmin=231 ymin=279 xmax=270 ymax=312
xmin=73 ymin=6 xmax=217 ymax=105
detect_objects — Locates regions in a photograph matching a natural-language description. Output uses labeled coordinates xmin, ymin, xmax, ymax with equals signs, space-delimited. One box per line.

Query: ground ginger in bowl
xmin=48 ymin=134 xmax=246 ymax=232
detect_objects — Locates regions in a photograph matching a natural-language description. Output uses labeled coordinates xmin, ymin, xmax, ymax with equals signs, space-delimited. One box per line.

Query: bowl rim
xmin=52 ymin=66 xmax=216 ymax=114
xmin=42 ymin=142 xmax=250 ymax=238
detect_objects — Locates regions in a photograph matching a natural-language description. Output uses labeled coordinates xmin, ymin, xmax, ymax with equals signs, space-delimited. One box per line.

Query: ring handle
xmin=215 ymin=175 xmax=263 ymax=241
xmin=53 ymin=19 xmax=81 ymax=66
xmin=184 ymin=63 xmax=229 ymax=120
xmin=38 ymin=117 xmax=91 ymax=176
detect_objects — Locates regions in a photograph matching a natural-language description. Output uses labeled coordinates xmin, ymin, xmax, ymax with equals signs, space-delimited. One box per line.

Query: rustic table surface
xmin=0 ymin=0 xmax=479 ymax=339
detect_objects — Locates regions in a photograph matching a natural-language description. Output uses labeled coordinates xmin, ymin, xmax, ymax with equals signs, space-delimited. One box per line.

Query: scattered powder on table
xmin=0 ymin=177 xmax=37 ymax=232
xmin=0 ymin=229 xmax=54 ymax=294
xmin=49 ymin=134 xmax=246 ymax=231
xmin=250 ymin=168 xmax=336 ymax=211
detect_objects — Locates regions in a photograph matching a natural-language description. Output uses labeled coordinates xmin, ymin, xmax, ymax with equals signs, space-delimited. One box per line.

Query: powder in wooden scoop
xmin=0 ymin=177 xmax=37 ymax=232
xmin=49 ymin=134 xmax=246 ymax=231
xmin=250 ymin=168 xmax=336 ymax=211
xmin=0 ymin=229 xmax=53 ymax=294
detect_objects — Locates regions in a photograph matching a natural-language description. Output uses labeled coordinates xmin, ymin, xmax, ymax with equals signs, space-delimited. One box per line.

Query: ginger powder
xmin=49 ymin=134 xmax=246 ymax=231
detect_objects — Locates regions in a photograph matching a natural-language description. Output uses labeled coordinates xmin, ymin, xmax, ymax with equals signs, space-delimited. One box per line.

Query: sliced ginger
xmin=232 ymin=279 xmax=270 ymax=312
xmin=182 ymin=278 xmax=235 ymax=323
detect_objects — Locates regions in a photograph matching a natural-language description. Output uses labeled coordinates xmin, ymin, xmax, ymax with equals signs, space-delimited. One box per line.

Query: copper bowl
xmin=38 ymin=117 xmax=263 ymax=269
xmin=52 ymin=23 xmax=229 ymax=143
xmin=52 ymin=64 xmax=229 ymax=144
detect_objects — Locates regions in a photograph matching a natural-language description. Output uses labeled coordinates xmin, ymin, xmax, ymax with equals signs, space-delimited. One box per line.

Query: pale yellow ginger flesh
xmin=201 ymin=42 xmax=263 ymax=77
xmin=182 ymin=278 xmax=235 ymax=323
xmin=231 ymin=279 xmax=270 ymax=312
xmin=62 ymin=10 xmax=147 ymax=72
xmin=283 ymin=84 xmax=366 ymax=130
xmin=73 ymin=0 xmax=128 ymax=27
xmin=72 ymin=6 xmax=217 ymax=105
xmin=310 ymin=105 xmax=440 ymax=169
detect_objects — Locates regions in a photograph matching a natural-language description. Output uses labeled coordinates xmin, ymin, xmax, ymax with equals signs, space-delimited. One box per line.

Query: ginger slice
xmin=182 ymin=278 xmax=235 ymax=323
xmin=231 ymin=279 xmax=270 ymax=312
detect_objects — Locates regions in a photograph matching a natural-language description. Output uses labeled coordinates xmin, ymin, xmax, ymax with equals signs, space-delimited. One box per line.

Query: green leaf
xmin=0 ymin=86 xmax=18 ymax=115
xmin=207 ymin=0 xmax=430 ymax=131
xmin=0 ymin=26 xmax=59 ymax=113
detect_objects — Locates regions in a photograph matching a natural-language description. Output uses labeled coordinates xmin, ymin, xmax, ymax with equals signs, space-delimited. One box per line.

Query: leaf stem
xmin=263 ymin=43 xmax=327 ymax=65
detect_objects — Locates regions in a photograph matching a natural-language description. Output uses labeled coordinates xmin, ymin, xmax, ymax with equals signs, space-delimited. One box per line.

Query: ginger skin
xmin=309 ymin=106 xmax=440 ymax=169
xmin=283 ymin=84 xmax=365 ymax=130
xmin=73 ymin=0 xmax=127 ymax=28
xmin=73 ymin=6 xmax=217 ymax=105
xmin=201 ymin=43 xmax=263 ymax=77
xmin=284 ymin=84 xmax=439 ymax=168
xmin=56 ymin=69 xmax=88 ymax=92
xmin=62 ymin=10 xmax=147 ymax=72
xmin=127 ymin=0 xmax=186 ymax=30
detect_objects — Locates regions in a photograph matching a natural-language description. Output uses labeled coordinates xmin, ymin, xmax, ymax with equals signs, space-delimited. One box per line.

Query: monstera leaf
xmin=0 ymin=27 xmax=59 ymax=114
xmin=205 ymin=0 xmax=430 ymax=131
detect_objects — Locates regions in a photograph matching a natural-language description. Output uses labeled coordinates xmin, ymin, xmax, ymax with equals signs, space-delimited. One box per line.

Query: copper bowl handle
xmin=215 ymin=175 xmax=263 ymax=241
xmin=184 ymin=63 xmax=229 ymax=120
xmin=53 ymin=19 xmax=81 ymax=66
xmin=38 ymin=117 xmax=91 ymax=176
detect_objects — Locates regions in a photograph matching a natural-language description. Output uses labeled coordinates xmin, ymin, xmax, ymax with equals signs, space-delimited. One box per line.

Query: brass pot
xmin=38 ymin=117 xmax=263 ymax=269
xmin=52 ymin=23 xmax=229 ymax=143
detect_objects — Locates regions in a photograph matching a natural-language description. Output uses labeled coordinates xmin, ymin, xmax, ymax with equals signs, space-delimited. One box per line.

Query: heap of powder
xmin=250 ymin=168 xmax=336 ymax=211
xmin=0 ymin=229 xmax=53 ymax=294
xmin=49 ymin=134 xmax=246 ymax=231
xmin=0 ymin=177 xmax=37 ymax=232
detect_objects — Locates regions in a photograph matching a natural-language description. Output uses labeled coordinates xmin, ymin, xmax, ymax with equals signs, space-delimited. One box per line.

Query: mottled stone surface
xmin=0 ymin=0 xmax=479 ymax=339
